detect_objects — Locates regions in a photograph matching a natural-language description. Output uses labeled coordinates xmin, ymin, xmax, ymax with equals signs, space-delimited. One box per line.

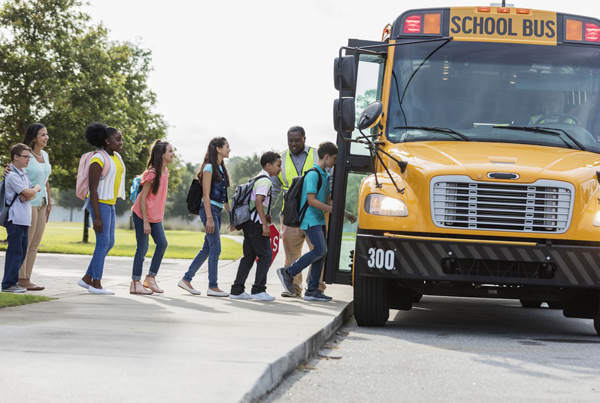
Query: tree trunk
xmin=83 ymin=209 xmax=89 ymax=243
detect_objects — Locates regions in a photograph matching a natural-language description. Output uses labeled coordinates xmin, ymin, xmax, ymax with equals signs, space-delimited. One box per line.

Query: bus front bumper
xmin=354 ymin=233 xmax=600 ymax=289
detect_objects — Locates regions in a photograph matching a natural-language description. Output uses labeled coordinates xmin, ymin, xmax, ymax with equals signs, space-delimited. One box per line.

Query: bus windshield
xmin=387 ymin=40 xmax=600 ymax=153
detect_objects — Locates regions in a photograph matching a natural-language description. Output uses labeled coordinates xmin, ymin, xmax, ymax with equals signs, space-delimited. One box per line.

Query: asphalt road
xmin=262 ymin=296 xmax=600 ymax=403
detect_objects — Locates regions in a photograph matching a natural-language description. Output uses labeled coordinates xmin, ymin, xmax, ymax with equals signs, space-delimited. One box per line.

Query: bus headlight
xmin=593 ymin=212 xmax=600 ymax=227
xmin=364 ymin=194 xmax=408 ymax=216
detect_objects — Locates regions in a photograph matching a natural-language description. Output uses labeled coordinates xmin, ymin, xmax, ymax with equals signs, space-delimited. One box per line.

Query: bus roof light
xmin=403 ymin=14 xmax=422 ymax=34
xmin=516 ymin=9 xmax=530 ymax=14
xmin=477 ymin=7 xmax=491 ymax=12
xmin=497 ymin=8 xmax=510 ymax=13
xmin=566 ymin=19 xmax=583 ymax=41
xmin=423 ymin=13 xmax=441 ymax=35
xmin=585 ymin=22 xmax=600 ymax=42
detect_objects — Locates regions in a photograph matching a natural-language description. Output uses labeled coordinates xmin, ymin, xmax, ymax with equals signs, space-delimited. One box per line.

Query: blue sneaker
xmin=303 ymin=289 xmax=332 ymax=301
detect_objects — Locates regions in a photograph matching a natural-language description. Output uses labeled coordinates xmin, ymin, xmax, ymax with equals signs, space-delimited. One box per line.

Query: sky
xmin=84 ymin=0 xmax=600 ymax=164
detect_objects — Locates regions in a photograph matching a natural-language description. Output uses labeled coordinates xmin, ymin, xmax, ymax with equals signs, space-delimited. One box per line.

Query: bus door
xmin=326 ymin=39 xmax=386 ymax=285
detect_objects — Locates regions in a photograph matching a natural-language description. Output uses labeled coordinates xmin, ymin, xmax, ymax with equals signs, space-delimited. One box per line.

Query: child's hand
xmin=344 ymin=210 xmax=357 ymax=224
xmin=262 ymin=222 xmax=270 ymax=237
xmin=265 ymin=214 xmax=272 ymax=224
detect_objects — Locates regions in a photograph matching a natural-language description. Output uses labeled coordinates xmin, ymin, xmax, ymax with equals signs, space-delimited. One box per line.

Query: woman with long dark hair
xmin=18 ymin=123 xmax=52 ymax=291
xmin=179 ymin=137 xmax=231 ymax=296
xmin=77 ymin=122 xmax=126 ymax=295
xmin=129 ymin=139 xmax=175 ymax=295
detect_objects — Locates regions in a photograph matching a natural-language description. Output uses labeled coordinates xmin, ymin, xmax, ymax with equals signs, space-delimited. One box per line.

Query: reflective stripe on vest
xmin=278 ymin=147 xmax=317 ymax=192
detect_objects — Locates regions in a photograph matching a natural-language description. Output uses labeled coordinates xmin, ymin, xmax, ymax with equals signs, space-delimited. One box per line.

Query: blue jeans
xmin=2 ymin=221 xmax=29 ymax=289
xmin=286 ymin=225 xmax=327 ymax=291
xmin=132 ymin=212 xmax=168 ymax=280
xmin=183 ymin=204 xmax=222 ymax=288
xmin=85 ymin=200 xmax=116 ymax=280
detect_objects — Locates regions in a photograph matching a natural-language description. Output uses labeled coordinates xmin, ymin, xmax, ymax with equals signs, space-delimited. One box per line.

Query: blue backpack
xmin=130 ymin=175 xmax=142 ymax=203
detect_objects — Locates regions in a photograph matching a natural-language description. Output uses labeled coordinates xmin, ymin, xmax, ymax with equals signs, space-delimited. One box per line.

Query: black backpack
xmin=229 ymin=174 xmax=270 ymax=230
xmin=282 ymin=168 xmax=322 ymax=228
xmin=186 ymin=178 xmax=202 ymax=215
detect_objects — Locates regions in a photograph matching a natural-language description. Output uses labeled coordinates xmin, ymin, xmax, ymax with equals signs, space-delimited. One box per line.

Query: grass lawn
xmin=0 ymin=293 xmax=55 ymax=309
xmin=0 ymin=222 xmax=242 ymax=260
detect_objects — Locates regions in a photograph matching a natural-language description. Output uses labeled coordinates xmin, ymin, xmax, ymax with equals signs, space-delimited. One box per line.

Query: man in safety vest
xmin=529 ymin=91 xmax=575 ymax=125
xmin=271 ymin=126 xmax=328 ymax=297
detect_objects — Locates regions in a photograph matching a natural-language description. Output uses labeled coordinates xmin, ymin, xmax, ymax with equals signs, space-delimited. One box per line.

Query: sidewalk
xmin=0 ymin=241 xmax=353 ymax=402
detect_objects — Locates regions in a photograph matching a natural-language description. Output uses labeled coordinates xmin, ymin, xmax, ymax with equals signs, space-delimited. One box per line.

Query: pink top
xmin=132 ymin=167 xmax=169 ymax=223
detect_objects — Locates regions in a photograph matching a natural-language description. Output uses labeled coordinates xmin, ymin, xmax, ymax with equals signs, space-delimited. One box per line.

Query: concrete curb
xmin=242 ymin=301 xmax=354 ymax=403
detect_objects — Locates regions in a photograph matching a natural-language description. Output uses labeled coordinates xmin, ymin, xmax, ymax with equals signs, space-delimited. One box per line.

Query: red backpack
xmin=75 ymin=150 xmax=112 ymax=201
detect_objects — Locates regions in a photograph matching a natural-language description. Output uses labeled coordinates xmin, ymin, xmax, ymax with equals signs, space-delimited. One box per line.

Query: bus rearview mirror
xmin=334 ymin=55 xmax=356 ymax=91
xmin=333 ymin=97 xmax=355 ymax=132
xmin=357 ymin=101 xmax=383 ymax=131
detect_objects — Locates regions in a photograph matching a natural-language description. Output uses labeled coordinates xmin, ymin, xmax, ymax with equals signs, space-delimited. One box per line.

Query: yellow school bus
xmin=327 ymin=4 xmax=600 ymax=335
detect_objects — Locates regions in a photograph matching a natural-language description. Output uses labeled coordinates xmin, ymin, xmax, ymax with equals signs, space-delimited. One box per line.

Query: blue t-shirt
xmin=300 ymin=164 xmax=330 ymax=230
xmin=203 ymin=163 xmax=225 ymax=208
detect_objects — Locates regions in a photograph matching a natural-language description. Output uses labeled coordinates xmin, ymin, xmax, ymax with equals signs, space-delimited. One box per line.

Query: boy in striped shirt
xmin=230 ymin=152 xmax=282 ymax=301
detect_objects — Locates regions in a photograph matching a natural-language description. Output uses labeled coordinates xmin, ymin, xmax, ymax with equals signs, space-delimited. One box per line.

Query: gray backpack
xmin=0 ymin=176 xmax=18 ymax=227
xmin=229 ymin=174 xmax=270 ymax=230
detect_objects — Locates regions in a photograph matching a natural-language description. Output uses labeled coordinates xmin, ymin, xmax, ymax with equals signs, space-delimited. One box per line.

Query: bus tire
xmin=520 ymin=299 xmax=542 ymax=308
xmin=413 ymin=293 xmax=423 ymax=303
xmin=354 ymin=273 xmax=389 ymax=327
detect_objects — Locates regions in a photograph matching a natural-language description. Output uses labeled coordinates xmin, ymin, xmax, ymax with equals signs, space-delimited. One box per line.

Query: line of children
xmin=2 ymin=133 xmax=341 ymax=303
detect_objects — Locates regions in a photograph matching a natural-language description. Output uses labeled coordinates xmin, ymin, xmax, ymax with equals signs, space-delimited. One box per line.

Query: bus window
xmin=338 ymin=171 xmax=368 ymax=273
xmin=351 ymin=54 xmax=385 ymax=156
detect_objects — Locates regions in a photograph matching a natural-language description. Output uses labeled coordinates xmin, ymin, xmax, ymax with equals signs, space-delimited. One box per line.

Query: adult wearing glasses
xmin=3 ymin=123 xmax=52 ymax=291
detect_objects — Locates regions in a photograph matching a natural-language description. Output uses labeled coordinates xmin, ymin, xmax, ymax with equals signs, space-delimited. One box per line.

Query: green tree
xmin=0 ymin=0 xmax=167 ymax=190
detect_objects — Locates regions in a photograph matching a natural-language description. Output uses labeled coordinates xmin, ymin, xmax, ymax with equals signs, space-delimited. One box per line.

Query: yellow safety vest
xmin=279 ymin=147 xmax=317 ymax=192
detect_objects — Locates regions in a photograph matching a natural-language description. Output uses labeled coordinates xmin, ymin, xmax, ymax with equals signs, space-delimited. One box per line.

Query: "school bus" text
xmin=451 ymin=16 xmax=556 ymax=39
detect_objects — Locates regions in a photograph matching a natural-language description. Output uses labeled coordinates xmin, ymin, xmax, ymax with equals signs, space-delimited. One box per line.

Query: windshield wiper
xmin=493 ymin=125 xmax=586 ymax=151
xmin=394 ymin=126 xmax=472 ymax=141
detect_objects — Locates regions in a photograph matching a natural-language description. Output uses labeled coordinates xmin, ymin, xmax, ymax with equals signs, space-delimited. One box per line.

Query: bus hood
xmin=392 ymin=142 xmax=600 ymax=183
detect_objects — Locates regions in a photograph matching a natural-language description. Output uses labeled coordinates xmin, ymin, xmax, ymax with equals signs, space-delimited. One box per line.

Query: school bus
xmin=327 ymin=4 xmax=600 ymax=335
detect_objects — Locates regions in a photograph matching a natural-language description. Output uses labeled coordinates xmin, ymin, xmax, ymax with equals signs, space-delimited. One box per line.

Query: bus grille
xmin=431 ymin=176 xmax=574 ymax=233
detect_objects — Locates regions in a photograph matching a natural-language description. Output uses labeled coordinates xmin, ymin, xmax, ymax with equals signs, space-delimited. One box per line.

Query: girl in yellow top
xmin=77 ymin=122 xmax=126 ymax=295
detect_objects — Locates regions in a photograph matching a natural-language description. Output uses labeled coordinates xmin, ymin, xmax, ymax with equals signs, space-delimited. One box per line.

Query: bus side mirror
xmin=334 ymin=55 xmax=356 ymax=91
xmin=357 ymin=101 xmax=383 ymax=131
xmin=333 ymin=98 xmax=355 ymax=132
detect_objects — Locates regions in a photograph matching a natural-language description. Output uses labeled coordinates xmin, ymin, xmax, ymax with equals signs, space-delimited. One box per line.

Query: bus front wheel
xmin=354 ymin=272 xmax=389 ymax=327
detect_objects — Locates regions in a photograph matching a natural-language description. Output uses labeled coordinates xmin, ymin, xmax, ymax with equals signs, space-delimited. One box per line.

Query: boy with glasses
xmin=2 ymin=144 xmax=41 ymax=293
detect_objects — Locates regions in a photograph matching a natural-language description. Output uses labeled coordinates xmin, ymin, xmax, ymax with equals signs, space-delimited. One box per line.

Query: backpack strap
xmin=248 ymin=174 xmax=270 ymax=213
xmin=298 ymin=168 xmax=323 ymax=224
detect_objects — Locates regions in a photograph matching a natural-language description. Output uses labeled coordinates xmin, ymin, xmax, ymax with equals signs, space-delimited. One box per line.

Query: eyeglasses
xmin=17 ymin=155 xmax=32 ymax=160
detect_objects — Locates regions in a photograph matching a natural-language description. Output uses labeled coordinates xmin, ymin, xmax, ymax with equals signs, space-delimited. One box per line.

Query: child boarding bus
xmin=327 ymin=4 xmax=600 ymax=335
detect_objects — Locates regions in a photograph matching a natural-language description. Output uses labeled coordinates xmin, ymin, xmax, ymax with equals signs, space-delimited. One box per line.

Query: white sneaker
xmin=88 ymin=286 xmax=115 ymax=295
xmin=178 ymin=280 xmax=201 ymax=295
xmin=229 ymin=292 xmax=251 ymax=299
xmin=250 ymin=292 xmax=275 ymax=301
xmin=77 ymin=279 xmax=90 ymax=289
xmin=207 ymin=289 xmax=229 ymax=297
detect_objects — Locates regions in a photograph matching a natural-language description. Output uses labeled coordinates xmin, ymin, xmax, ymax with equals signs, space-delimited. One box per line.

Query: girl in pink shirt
xmin=130 ymin=140 xmax=175 ymax=295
